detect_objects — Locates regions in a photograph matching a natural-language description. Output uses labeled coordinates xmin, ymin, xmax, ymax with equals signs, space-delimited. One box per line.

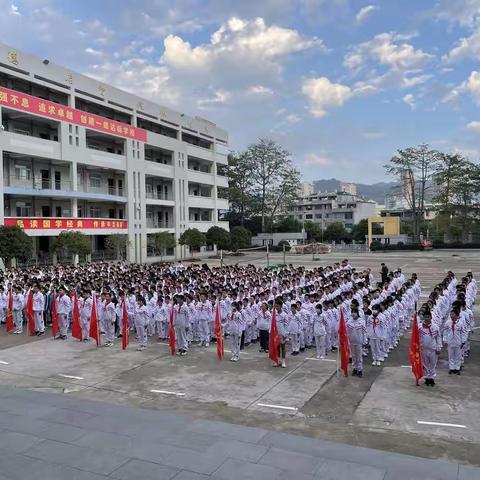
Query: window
xmin=306 ymin=214 xmax=313 ymax=219
xmin=14 ymin=165 xmax=31 ymax=180
xmin=89 ymin=206 xmax=101 ymax=218
xmin=315 ymin=214 xmax=322 ymax=219
xmin=344 ymin=212 xmax=353 ymax=220
xmin=16 ymin=202 xmax=31 ymax=216
xmin=89 ymin=174 xmax=102 ymax=188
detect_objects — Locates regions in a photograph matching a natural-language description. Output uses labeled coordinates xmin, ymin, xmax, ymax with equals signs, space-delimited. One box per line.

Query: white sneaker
xmin=316 ymin=355 xmax=320 ymax=359
xmin=205 ymin=343 xmax=210 ymax=348
xmin=376 ymin=361 xmax=381 ymax=366
xmin=230 ymin=357 xmax=236 ymax=361
xmin=320 ymin=356 xmax=325 ymax=359
xmin=372 ymin=361 xmax=377 ymax=366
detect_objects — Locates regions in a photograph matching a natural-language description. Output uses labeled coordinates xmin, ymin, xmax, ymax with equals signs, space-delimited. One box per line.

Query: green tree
xmin=304 ymin=221 xmax=323 ymax=241
xmin=206 ymin=226 xmax=231 ymax=250
xmin=179 ymin=228 xmax=206 ymax=252
xmin=0 ymin=225 xmax=33 ymax=266
xmin=274 ymin=216 xmax=302 ymax=233
xmin=230 ymin=226 xmax=252 ymax=251
xmin=246 ymin=138 xmax=301 ymax=232
xmin=51 ymin=231 xmax=91 ymax=258
xmin=105 ymin=234 xmax=128 ymax=260
xmin=323 ymin=222 xmax=350 ymax=243
xmin=385 ymin=143 xmax=440 ymax=241
xmin=149 ymin=231 xmax=176 ymax=259
xmin=350 ymin=219 xmax=383 ymax=242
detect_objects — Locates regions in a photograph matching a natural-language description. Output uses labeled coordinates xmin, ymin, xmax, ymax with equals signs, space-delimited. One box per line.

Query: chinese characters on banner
xmin=0 ymin=86 xmax=147 ymax=142
xmin=4 ymin=218 xmax=128 ymax=230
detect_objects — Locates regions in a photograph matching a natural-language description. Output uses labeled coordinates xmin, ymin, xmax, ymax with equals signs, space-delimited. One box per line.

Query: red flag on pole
xmin=214 ymin=301 xmax=224 ymax=360
xmin=5 ymin=289 xmax=14 ymax=333
xmin=269 ymin=307 xmax=280 ymax=366
xmin=409 ymin=313 xmax=423 ymax=386
xmin=169 ymin=306 xmax=176 ymax=356
xmin=122 ymin=298 xmax=129 ymax=350
xmin=71 ymin=294 xmax=82 ymax=341
xmin=26 ymin=290 xmax=35 ymax=336
xmin=51 ymin=290 xmax=59 ymax=338
xmin=338 ymin=309 xmax=350 ymax=377
xmin=89 ymin=294 xmax=101 ymax=346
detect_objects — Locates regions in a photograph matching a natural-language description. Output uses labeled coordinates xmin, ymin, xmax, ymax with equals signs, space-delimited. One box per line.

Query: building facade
xmin=0 ymin=44 xmax=229 ymax=263
xmin=290 ymin=191 xmax=377 ymax=231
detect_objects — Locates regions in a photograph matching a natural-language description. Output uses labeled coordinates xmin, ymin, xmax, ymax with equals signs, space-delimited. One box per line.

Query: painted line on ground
xmin=306 ymin=357 xmax=336 ymax=362
xmin=0 ymin=360 xmax=9 ymax=365
xmin=150 ymin=389 xmax=186 ymax=397
xmin=417 ymin=420 xmax=467 ymax=429
xmin=257 ymin=403 xmax=298 ymax=412
xmin=400 ymin=365 xmax=411 ymax=368
xmin=58 ymin=374 xmax=84 ymax=380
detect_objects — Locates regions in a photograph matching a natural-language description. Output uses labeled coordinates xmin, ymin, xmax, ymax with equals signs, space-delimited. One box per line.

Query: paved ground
xmin=0 ymin=249 xmax=479 ymax=476
xmin=0 ymin=384 xmax=479 ymax=480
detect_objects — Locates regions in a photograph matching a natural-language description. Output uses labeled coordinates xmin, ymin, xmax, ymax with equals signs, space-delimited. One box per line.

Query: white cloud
xmin=162 ymin=17 xmax=325 ymax=74
xmin=286 ymin=114 xmax=301 ymax=124
xmin=356 ymin=5 xmax=377 ymax=24
xmin=247 ymin=85 xmax=274 ymax=96
xmin=304 ymin=153 xmax=333 ymax=166
xmin=85 ymin=47 xmax=102 ymax=56
xmin=197 ymin=90 xmax=231 ymax=109
xmin=444 ymin=70 xmax=480 ymax=104
xmin=444 ymin=30 xmax=480 ymax=62
xmin=435 ymin=0 xmax=480 ymax=29
xmin=403 ymin=93 xmax=416 ymax=110
xmin=302 ymin=77 xmax=352 ymax=118
xmin=362 ymin=130 xmax=385 ymax=139
xmin=9 ymin=3 xmax=20 ymax=15
xmin=467 ymin=121 xmax=480 ymax=131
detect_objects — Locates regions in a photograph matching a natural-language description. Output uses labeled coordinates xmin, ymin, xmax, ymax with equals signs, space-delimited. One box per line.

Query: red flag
xmin=409 ymin=313 xmax=423 ymax=386
xmin=6 ymin=289 xmax=14 ymax=333
xmin=269 ymin=308 xmax=280 ymax=366
xmin=71 ymin=294 xmax=82 ymax=341
xmin=214 ymin=301 xmax=224 ymax=360
xmin=51 ymin=290 xmax=59 ymax=337
xmin=338 ymin=309 xmax=350 ymax=377
xmin=89 ymin=294 xmax=101 ymax=346
xmin=122 ymin=299 xmax=129 ymax=350
xmin=169 ymin=306 xmax=176 ymax=356
xmin=26 ymin=290 xmax=35 ymax=336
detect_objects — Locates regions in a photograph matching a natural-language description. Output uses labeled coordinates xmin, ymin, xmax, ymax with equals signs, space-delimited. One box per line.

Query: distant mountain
xmin=313 ymin=178 xmax=397 ymax=204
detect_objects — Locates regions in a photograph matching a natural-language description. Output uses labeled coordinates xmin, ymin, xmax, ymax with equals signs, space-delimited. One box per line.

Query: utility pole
xmin=282 ymin=242 xmax=286 ymax=265
xmin=266 ymin=243 xmax=270 ymax=268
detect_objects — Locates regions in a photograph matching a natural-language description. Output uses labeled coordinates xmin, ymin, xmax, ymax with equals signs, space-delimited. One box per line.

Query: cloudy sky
xmin=1 ymin=0 xmax=480 ymax=183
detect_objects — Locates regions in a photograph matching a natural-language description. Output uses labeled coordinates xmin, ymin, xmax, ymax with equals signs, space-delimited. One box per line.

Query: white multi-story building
xmin=290 ymin=191 xmax=377 ymax=231
xmin=0 ymin=44 xmax=229 ymax=263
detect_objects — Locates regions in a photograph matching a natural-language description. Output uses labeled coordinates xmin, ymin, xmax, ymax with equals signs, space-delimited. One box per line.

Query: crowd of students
xmin=418 ymin=271 xmax=476 ymax=386
xmin=0 ymin=260 xmax=436 ymax=377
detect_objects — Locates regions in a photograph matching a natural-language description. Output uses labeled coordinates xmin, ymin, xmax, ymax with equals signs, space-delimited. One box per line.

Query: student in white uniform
xmin=0 ymin=286 xmax=7 ymax=325
xmin=79 ymin=290 xmax=93 ymax=342
xmin=228 ymin=301 xmax=242 ymax=362
xmin=313 ymin=303 xmax=328 ymax=359
xmin=347 ymin=308 xmax=367 ymax=377
xmin=12 ymin=286 xmax=24 ymax=334
xmin=56 ymin=287 xmax=71 ymax=339
xmin=135 ymin=296 xmax=149 ymax=351
xmin=32 ymin=284 xmax=45 ymax=335
xmin=174 ymin=295 xmax=190 ymax=355
xmin=103 ymin=292 xmax=116 ymax=347
xmin=443 ymin=308 xmax=468 ymax=375
xmin=419 ymin=309 xmax=442 ymax=386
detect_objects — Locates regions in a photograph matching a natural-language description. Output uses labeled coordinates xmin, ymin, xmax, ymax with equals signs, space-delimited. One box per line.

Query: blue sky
xmin=1 ymin=0 xmax=480 ymax=183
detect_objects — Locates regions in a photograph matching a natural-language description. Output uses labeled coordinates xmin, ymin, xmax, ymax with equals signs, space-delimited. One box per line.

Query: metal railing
xmin=145 ymin=190 xmax=174 ymax=201
xmin=5 ymin=176 xmax=72 ymax=191
xmin=77 ymin=183 xmax=124 ymax=197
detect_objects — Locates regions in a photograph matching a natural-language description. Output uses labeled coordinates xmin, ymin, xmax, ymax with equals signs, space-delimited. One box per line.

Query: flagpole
xmin=336 ymin=342 xmax=339 ymax=377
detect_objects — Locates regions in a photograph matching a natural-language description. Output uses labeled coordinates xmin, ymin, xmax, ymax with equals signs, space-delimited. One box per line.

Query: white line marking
xmin=257 ymin=403 xmax=298 ymax=412
xmin=472 ymin=326 xmax=480 ymax=331
xmin=58 ymin=374 xmax=84 ymax=380
xmin=306 ymin=357 xmax=336 ymax=362
xmin=417 ymin=421 xmax=467 ymax=429
xmin=400 ymin=365 xmax=411 ymax=368
xmin=0 ymin=360 xmax=9 ymax=365
xmin=150 ymin=389 xmax=186 ymax=397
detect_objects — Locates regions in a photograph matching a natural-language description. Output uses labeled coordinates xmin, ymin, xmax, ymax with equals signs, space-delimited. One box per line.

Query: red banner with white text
xmin=4 ymin=217 xmax=128 ymax=231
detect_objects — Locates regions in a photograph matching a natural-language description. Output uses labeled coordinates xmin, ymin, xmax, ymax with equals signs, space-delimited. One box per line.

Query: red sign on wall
xmin=4 ymin=217 xmax=128 ymax=231
xmin=0 ymin=86 xmax=147 ymax=142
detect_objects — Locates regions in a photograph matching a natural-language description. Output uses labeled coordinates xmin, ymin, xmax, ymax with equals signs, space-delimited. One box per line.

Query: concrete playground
xmin=0 ymin=248 xmax=479 ymax=478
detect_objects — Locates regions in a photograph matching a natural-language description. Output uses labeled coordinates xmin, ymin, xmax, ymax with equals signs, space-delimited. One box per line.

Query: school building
xmin=0 ymin=43 xmax=229 ymax=263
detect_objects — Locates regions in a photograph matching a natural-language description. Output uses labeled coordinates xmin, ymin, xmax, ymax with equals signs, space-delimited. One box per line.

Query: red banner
xmin=0 ymin=86 xmax=147 ymax=142
xmin=4 ymin=217 xmax=128 ymax=230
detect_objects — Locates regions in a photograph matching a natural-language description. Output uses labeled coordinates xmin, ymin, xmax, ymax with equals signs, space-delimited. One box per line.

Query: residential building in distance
xmin=0 ymin=43 xmax=229 ymax=263
xmin=339 ymin=182 xmax=357 ymax=195
xmin=300 ymin=181 xmax=314 ymax=196
xmin=289 ymin=190 xmax=377 ymax=231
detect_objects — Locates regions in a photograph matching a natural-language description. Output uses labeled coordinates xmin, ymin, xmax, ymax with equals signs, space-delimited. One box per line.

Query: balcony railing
xmin=77 ymin=183 xmax=124 ymax=197
xmin=5 ymin=176 xmax=72 ymax=191
xmin=145 ymin=189 xmax=173 ymax=201
xmin=146 ymin=219 xmax=174 ymax=229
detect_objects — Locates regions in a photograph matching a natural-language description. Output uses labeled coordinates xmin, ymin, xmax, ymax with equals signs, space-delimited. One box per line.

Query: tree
xmin=230 ymin=226 xmax=252 ymax=251
xmin=274 ymin=216 xmax=302 ymax=233
xmin=246 ymin=138 xmax=301 ymax=233
xmin=179 ymin=228 xmax=206 ymax=252
xmin=51 ymin=231 xmax=91 ymax=258
xmin=323 ymin=222 xmax=350 ymax=243
xmin=105 ymin=234 xmax=128 ymax=260
xmin=0 ymin=225 xmax=33 ymax=266
xmin=350 ymin=219 xmax=383 ymax=242
xmin=385 ymin=143 xmax=440 ymax=241
xmin=304 ymin=221 xmax=323 ymax=242
xmin=206 ymin=226 xmax=231 ymax=250
xmin=150 ymin=231 xmax=176 ymax=260
xmin=227 ymin=152 xmax=258 ymax=226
